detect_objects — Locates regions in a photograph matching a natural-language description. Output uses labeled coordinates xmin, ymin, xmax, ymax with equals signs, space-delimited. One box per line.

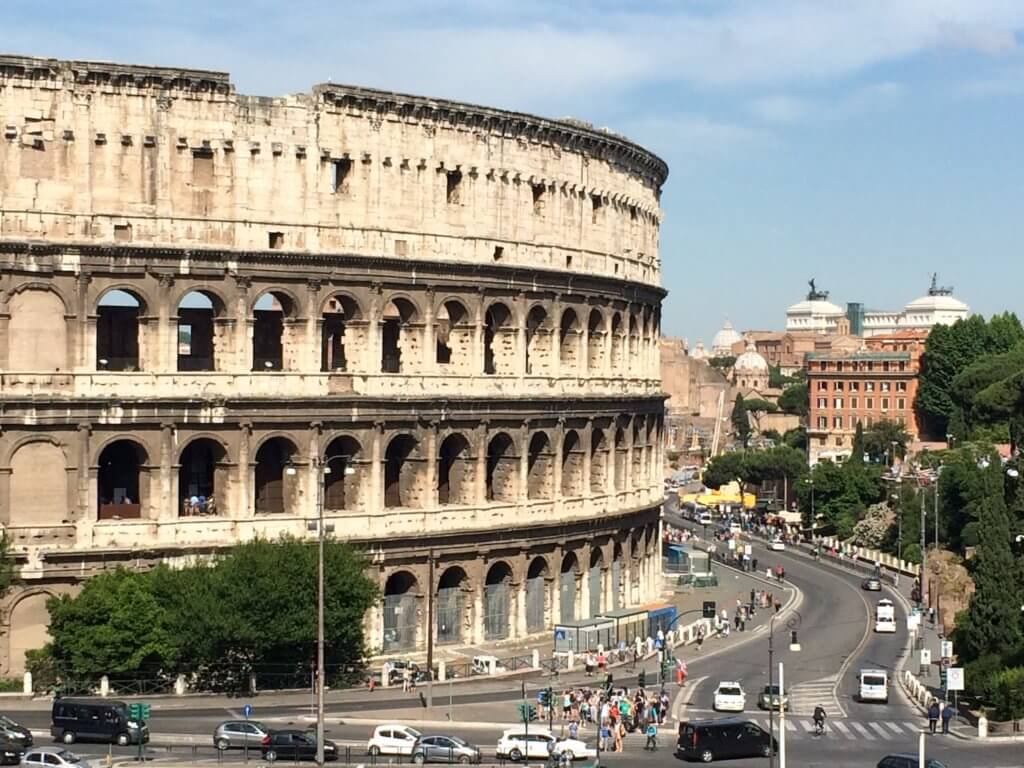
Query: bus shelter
xmin=553 ymin=618 xmax=615 ymax=654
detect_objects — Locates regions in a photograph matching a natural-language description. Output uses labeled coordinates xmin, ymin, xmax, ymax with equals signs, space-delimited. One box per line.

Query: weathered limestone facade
xmin=0 ymin=55 xmax=668 ymax=671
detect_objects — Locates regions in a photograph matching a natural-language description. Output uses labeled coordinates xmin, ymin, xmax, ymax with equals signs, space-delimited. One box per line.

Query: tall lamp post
xmin=767 ymin=612 xmax=801 ymax=768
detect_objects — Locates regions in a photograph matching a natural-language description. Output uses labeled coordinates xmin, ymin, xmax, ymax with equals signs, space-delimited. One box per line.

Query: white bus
xmin=874 ymin=598 xmax=896 ymax=633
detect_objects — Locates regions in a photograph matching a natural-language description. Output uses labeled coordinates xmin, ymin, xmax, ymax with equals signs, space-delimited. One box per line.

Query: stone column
xmin=369 ymin=422 xmax=384 ymax=512
xmin=77 ymin=422 xmax=92 ymax=523
xmin=236 ymin=422 xmax=252 ymax=518
xmin=625 ymin=419 xmax=635 ymax=493
xmin=233 ymin=275 xmax=253 ymax=372
xmin=580 ymin=307 xmax=590 ymax=377
xmin=159 ymin=422 xmax=176 ymax=521
xmin=307 ymin=422 xmax=322 ymax=519
xmin=76 ymin=274 xmax=94 ymax=371
xmin=515 ymin=560 xmax=528 ymax=638
xmin=518 ymin=422 xmax=530 ymax=503
xmin=425 ymin=421 xmax=439 ymax=508
xmin=605 ymin=426 xmax=616 ymax=495
xmin=582 ymin=420 xmax=593 ymax=500
xmin=156 ymin=274 xmax=174 ymax=372
xmin=580 ymin=546 xmax=591 ymax=619
xmin=475 ymin=422 xmax=489 ymax=504
xmin=422 ymin=289 xmax=436 ymax=374
xmin=367 ymin=285 xmax=383 ymax=374
xmin=473 ymin=291 xmax=485 ymax=375
xmin=552 ymin=419 xmax=564 ymax=504
xmin=305 ymin=279 xmax=322 ymax=374
xmin=549 ymin=564 xmax=561 ymax=628
xmin=603 ymin=311 xmax=613 ymax=378
xmin=515 ymin=292 xmax=527 ymax=377
xmin=550 ymin=295 xmax=562 ymax=378
xmin=472 ymin=561 xmax=485 ymax=644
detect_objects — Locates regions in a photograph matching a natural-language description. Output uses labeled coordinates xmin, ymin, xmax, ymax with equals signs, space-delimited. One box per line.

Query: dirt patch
xmin=924 ymin=549 xmax=974 ymax=634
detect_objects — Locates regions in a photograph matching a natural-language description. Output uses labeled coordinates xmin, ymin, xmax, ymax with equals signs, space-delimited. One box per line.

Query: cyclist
xmin=813 ymin=705 xmax=827 ymax=735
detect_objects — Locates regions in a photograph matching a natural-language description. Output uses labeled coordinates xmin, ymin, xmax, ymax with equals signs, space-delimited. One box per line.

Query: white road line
xmin=885 ymin=722 xmax=904 ymax=734
xmin=833 ymin=721 xmax=855 ymax=740
xmin=799 ymin=720 xmax=815 ymax=732
xmin=903 ymin=721 xmax=923 ymax=732
xmin=226 ymin=709 xmax=241 ymax=719
xmin=851 ymin=722 xmax=874 ymax=740
xmin=784 ymin=720 xmax=797 ymax=732
xmin=674 ymin=675 xmax=708 ymax=722
xmin=868 ymin=722 xmax=891 ymax=739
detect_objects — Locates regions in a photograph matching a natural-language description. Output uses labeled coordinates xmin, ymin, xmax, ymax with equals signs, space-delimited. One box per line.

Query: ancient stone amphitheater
xmin=0 ymin=54 xmax=668 ymax=673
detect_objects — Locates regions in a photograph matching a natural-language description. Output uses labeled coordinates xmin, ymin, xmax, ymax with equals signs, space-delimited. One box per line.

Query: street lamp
xmin=767 ymin=612 xmax=801 ymax=768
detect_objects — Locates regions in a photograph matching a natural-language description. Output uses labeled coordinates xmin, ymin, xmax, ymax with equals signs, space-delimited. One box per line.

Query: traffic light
xmin=702 ymin=600 xmax=717 ymax=619
xmin=516 ymin=703 xmax=537 ymax=723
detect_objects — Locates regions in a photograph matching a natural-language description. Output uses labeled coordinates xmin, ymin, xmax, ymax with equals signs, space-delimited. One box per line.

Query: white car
xmin=713 ymin=682 xmax=746 ymax=712
xmin=367 ymin=724 xmax=422 ymax=756
xmin=768 ymin=538 xmax=785 ymax=551
xmin=495 ymin=728 xmax=595 ymax=761
xmin=22 ymin=748 xmax=91 ymax=768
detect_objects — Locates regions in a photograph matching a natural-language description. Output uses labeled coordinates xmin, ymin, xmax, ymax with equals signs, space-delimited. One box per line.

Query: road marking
xmin=799 ymin=720 xmax=815 ymax=732
xmin=884 ymin=722 xmax=904 ymax=734
xmin=868 ymin=722 xmax=891 ymax=739
xmin=226 ymin=709 xmax=241 ymax=719
xmin=850 ymin=721 xmax=874 ymax=740
xmin=903 ymin=721 xmax=922 ymax=732
xmin=832 ymin=721 xmax=855 ymax=739
xmin=674 ymin=675 xmax=708 ymax=722
xmin=784 ymin=719 xmax=797 ymax=732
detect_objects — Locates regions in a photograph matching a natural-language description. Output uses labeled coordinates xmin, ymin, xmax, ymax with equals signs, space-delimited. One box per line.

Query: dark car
xmin=50 ymin=698 xmax=148 ymax=746
xmin=0 ymin=738 xmax=24 ymax=766
xmin=411 ymin=735 xmax=482 ymax=764
xmin=0 ymin=715 xmax=32 ymax=747
xmin=261 ymin=730 xmax=337 ymax=762
xmin=877 ymin=755 xmax=947 ymax=768
xmin=862 ymin=578 xmax=882 ymax=591
xmin=677 ymin=718 xmax=776 ymax=763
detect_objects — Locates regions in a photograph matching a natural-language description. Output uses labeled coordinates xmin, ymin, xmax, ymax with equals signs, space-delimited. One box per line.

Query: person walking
xmin=401 ymin=667 xmax=411 ymax=692
xmin=928 ymin=700 xmax=940 ymax=734
xmin=941 ymin=703 xmax=954 ymax=734
xmin=644 ymin=722 xmax=658 ymax=751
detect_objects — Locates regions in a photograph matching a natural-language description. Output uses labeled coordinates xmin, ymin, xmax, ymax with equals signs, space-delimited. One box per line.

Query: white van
xmin=875 ymin=599 xmax=896 ymax=633
xmin=859 ymin=669 xmax=889 ymax=703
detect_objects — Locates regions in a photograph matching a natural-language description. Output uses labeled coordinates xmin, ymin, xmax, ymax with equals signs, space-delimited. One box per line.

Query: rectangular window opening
xmin=446 ymin=170 xmax=463 ymax=204
xmin=113 ymin=223 xmax=132 ymax=242
xmin=532 ymin=183 xmax=546 ymax=215
xmin=493 ymin=245 xmax=504 ymax=261
xmin=331 ymin=158 xmax=352 ymax=193
xmin=192 ymin=149 xmax=215 ymax=187
xmin=268 ymin=231 xmax=285 ymax=250
xmin=591 ymin=194 xmax=603 ymax=223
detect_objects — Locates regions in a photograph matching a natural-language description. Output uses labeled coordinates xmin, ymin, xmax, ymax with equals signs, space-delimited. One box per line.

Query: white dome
xmin=786 ymin=298 xmax=844 ymax=316
xmin=711 ymin=320 xmax=742 ymax=355
xmin=904 ymin=293 xmax=969 ymax=313
xmin=734 ymin=341 xmax=769 ymax=373
xmin=691 ymin=341 xmax=707 ymax=360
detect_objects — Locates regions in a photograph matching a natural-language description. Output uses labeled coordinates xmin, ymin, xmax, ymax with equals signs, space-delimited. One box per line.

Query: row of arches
xmin=3 ymin=284 xmax=660 ymax=380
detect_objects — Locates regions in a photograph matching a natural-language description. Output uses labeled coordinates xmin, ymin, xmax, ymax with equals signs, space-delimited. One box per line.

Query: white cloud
xmin=954 ymin=68 xmax=1024 ymax=97
xmin=748 ymin=81 xmax=905 ymax=125
xmin=749 ymin=95 xmax=811 ymax=124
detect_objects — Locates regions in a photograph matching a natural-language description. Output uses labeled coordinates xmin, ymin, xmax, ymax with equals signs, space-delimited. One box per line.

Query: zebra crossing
xmin=748 ymin=716 xmax=925 ymax=741
xmin=786 ymin=675 xmax=843 ymax=716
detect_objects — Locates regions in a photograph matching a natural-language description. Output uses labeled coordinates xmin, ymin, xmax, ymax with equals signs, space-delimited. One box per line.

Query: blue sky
xmin=6 ymin=1 xmax=1023 ymax=344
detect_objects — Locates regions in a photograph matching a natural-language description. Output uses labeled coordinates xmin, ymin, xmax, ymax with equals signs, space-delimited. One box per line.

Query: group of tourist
xmin=182 ymin=494 xmax=217 ymax=516
xmin=537 ymin=684 xmax=670 ymax=752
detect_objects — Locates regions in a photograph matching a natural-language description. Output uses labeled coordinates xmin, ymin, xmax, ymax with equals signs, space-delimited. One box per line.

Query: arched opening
xmin=179 ymin=438 xmax=227 ymax=516
xmin=628 ymin=314 xmax=640 ymax=366
xmin=384 ymin=434 xmax=422 ymax=508
xmin=97 ymin=289 xmax=144 ymax=371
xmin=483 ymin=302 xmax=513 ymax=375
xmin=561 ymin=430 xmax=584 ymax=497
xmin=97 ymin=439 xmax=147 ymax=519
xmin=525 ymin=557 xmax=549 ymax=632
xmin=526 ymin=432 xmax=553 ymax=500
xmin=559 ymin=308 xmax=581 ymax=374
xmin=9 ymin=441 xmax=67 ymax=527
xmin=323 ymin=435 xmax=362 ymax=511
xmin=254 ymin=437 xmax=297 ymax=514
xmin=381 ymin=298 xmax=418 ymax=373
xmin=383 ymin=571 xmax=418 ymax=652
xmin=587 ymin=309 xmax=605 ymax=374
xmin=525 ymin=305 xmax=549 ymax=375
xmin=630 ymin=536 xmax=642 ymax=603
xmin=7 ymin=593 xmax=52 ymax=675
xmin=435 ymin=300 xmax=471 ymax=368
xmin=614 ymin=425 xmax=627 ymax=492
xmin=436 ymin=566 xmax=469 ymax=645
xmin=632 ymin=419 xmax=646 ymax=488
xmin=437 ymin=433 xmax=473 ymax=506
xmin=483 ymin=561 xmax=513 ymax=640
xmin=588 ymin=548 xmax=604 ymax=618
xmin=559 ymin=552 xmax=579 ymax=623
xmin=590 ymin=428 xmax=609 ymax=493
xmin=321 ymin=294 xmax=361 ymax=372
xmin=610 ymin=313 xmax=624 ymax=373
xmin=252 ymin=291 xmax=295 ymax=371
xmin=177 ymin=290 xmax=225 ymax=371
xmin=611 ymin=542 xmax=624 ymax=611
xmin=485 ymin=432 xmax=517 ymax=503
xmin=8 ymin=289 xmax=67 ymax=371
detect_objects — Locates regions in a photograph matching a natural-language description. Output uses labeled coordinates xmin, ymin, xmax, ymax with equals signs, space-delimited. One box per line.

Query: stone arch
xmin=382 ymin=570 xmax=419 ymax=652
xmin=561 ymin=430 xmax=584 ymax=497
xmin=632 ymin=418 xmax=646 ymax=488
xmin=485 ymin=432 xmax=517 ymax=503
xmin=587 ymin=308 xmax=605 ymax=374
xmin=178 ymin=437 xmax=228 ymax=516
xmin=435 ymin=299 xmax=472 ymax=368
xmin=321 ymin=294 xmax=363 ymax=373
xmin=590 ymin=427 xmax=609 ymax=493
xmin=97 ymin=438 xmax=148 ymax=519
xmin=7 ymin=287 xmax=68 ymax=371
xmin=436 ymin=565 xmax=470 ymax=645
xmin=177 ymin=289 xmax=227 ymax=372
xmin=437 ymin=432 xmax=473 ymax=506
xmin=97 ymin=288 xmax=146 ymax=371
xmin=384 ymin=433 xmax=424 ymax=508
xmin=628 ymin=313 xmax=640 ymax=364
xmin=525 ymin=555 xmax=550 ymax=632
xmin=483 ymin=301 xmax=514 ymax=375
xmin=7 ymin=590 xmax=55 ymax=675
xmin=323 ymin=435 xmax=363 ymax=511
xmin=525 ymin=305 xmax=550 ymax=375
xmin=559 ymin=308 xmax=581 ymax=374
xmin=483 ymin=561 xmax=513 ymax=640
xmin=8 ymin=438 xmax=68 ymax=527
xmin=254 ymin=436 xmax=298 ymax=514
xmin=610 ymin=312 xmax=624 ymax=373
xmin=559 ymin=551 xmax=580 ymax=622
xmin=526 ymin=431 xmax=554 ymax=500
xmin=614 ymin=424 xmax=628 ymax=492
xmin=252 ymin=290 xmax=298 ymax=371
xmin=381 ymin=297 xmax=419 ymax=373
xmin=588 ymin=547 xmax=604 ymax=617
xmin=610 ymin=541 xmax=625 ymax=611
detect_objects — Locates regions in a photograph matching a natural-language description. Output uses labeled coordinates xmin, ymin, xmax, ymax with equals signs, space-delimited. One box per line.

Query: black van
xmin=677 ymin=718 xmax=776 ymax=762
xmin=50 ymin=699 xmax=149 ymax=745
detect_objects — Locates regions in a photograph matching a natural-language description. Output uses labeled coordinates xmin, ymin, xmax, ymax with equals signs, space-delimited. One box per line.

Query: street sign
xmin=920 ymin=649 xmax=931 ymax=666
xmin=940 ymin=640 xmax=953 ymax=658
xmin=946 ymin=667 xmax=965 ymax=691
xmin=554 ymin=629 xmax=566 ymax=641
xmin=702 ymin=600 xmax=716 ymax=619
xmin=907 ymin=614 xmax=921 ymax=632
xmin=242 ymin=704 xmax=253 ymax=718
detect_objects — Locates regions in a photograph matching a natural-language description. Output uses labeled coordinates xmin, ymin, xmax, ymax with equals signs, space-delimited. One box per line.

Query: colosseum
xmin=0 ymin=54 xmax=668 ymax=674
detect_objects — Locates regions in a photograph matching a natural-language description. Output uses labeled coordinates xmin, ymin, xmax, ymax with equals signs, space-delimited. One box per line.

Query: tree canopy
xmin=863 ymin=419 xmax=911 ymax=464
xmin=778 ymin=382 xmax=809 ymax=418
xmin=731 ymin=394 xmax=752 ymax=448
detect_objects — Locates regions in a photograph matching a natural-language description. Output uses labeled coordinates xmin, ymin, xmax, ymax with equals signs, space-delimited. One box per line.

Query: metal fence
xmin=588 ymin=565 xmax=601 ymax=617
xmin=435 ymin=586 xmax=463 ymax=645
xmin=525 ymin=576 xmax=545 ymax=633
xmin=382 ymin=593 xmax=418 ymax=651
xmin=483 ymin=581 xmax=510 ymax=640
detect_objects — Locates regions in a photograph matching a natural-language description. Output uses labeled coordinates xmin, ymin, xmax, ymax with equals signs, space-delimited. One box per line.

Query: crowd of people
xmin=537 ymin=684 xmax=671 ymax=752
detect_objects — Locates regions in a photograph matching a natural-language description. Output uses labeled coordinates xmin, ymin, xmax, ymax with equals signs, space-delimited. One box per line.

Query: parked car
xmin=367 ymin=724 xmax=422 ymax=756
xmin=877 ymin=755 xmax=947 ymax=768
xmin=676 ymin=718 xmax=776 ymax=762
xmin=757 ymin=685 xmax=789 ymax=711
xmin=0 ymin=715 xmax=32 ymax=747
xmin=495 ymin=728 xmax=595 ymax=761
xmin=384 ymin=659 xmax=422 ymax=685
xmin=50 ymin=698 xmax=148 ymax=746
xmin=712 ymin=682 xmax=746 ymax=712
xmin=0 ymin=738 xmax=24 ymax=766
xmin=768 ymin=538 xmax=785 ymax=551
xmin=862 ymin=577 xmax=882 ymax=591
xmin=470 ymin=655 xmax=506 ymax=676
xmin=261 ymin=730 xmax=337 ymax=762
xmin=698 ymin=512 xmax=714 ymax=525
xmin=213 ymin=720 xmax=271 ymax=751
xmin=21 ymin=748 xmax=90 ymax=768
xmin=411 ymin=735 xmax=481 ymax=764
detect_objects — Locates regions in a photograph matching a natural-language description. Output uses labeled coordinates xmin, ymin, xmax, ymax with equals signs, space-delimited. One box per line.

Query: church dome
xmin=904 ymin=293 xmax=969 ymax=313
xmin=734 ymin=340 xmax=769 ymax=373
xmin=711 ymin=320 xmax=742 ymax=356
xmin=786 ymin=298 xmax=844 ymax=317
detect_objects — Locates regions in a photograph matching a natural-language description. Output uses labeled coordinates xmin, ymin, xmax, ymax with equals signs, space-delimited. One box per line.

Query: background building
xmin=0 ymin=55 xmax=668 ymax=672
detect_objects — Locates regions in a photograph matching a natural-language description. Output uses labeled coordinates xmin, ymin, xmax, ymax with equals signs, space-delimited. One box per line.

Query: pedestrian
xmin=941 ymin=703 xmax=953 ymax=734
xmin=599 ymin=722 xmax=610 ymax=752
xmin=697 ymin=623 xmax=706 ymax=651
xmin=563 ymin=691 xmax=572 ymax=720
xmin=569 ymin=720 xmax=579 ymax=740
xmin=644 ymin=722 xmax=658 ymax=751
xmin=928 ymin=700 xmax=940 ymax=734
xmin=752 ymin=557 xmax=758 ymax=572
xmin=401 ymin=667 xmax=411 ymax=692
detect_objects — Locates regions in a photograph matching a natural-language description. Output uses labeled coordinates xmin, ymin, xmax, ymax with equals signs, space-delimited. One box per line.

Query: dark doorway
xmin=255 ymin=437 xmax=295 ymax=513
xmin=97 ymin=440 xmax=145 ymax=519
xmin=96 ymin=290 xmax=143 ymax=371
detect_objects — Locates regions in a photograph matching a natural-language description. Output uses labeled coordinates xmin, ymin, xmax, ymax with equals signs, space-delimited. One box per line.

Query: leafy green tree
xmin=778 ymin=382 xmax=809 ymax=418
xmin=782 ymin=427 xmax=807 ymax=452
xmin=796 ymin=459 xmax=885 ymax=537
xmin=769 ymin=366 xmax=799 ymax=389
xmin=849 ymin=423 xmax=865 ymax=466
xmin=702 ymin=451 xmax=747 ymax=490
xmin=708 ymin=356 xmax=736 ymax=374
xmin=743 ymin=398 xmax=778 ymax=414
xmin=863 ymin=419 xmax=911 ymax=464
xmin=731 ymin=394 xmax=751 ymax=448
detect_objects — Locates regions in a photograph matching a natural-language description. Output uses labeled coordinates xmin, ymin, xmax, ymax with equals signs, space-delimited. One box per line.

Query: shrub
xmin=990 ymin=667 xmax=1024 ymax=721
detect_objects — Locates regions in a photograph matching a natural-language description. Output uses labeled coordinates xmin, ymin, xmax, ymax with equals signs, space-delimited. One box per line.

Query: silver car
xmin=411 ymin=735 xmax=482 ymax=764
xmin=213 ymin=720 xmax=271 ymax=751
xmin=22 ymin=748 xmax=90 ymax=768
